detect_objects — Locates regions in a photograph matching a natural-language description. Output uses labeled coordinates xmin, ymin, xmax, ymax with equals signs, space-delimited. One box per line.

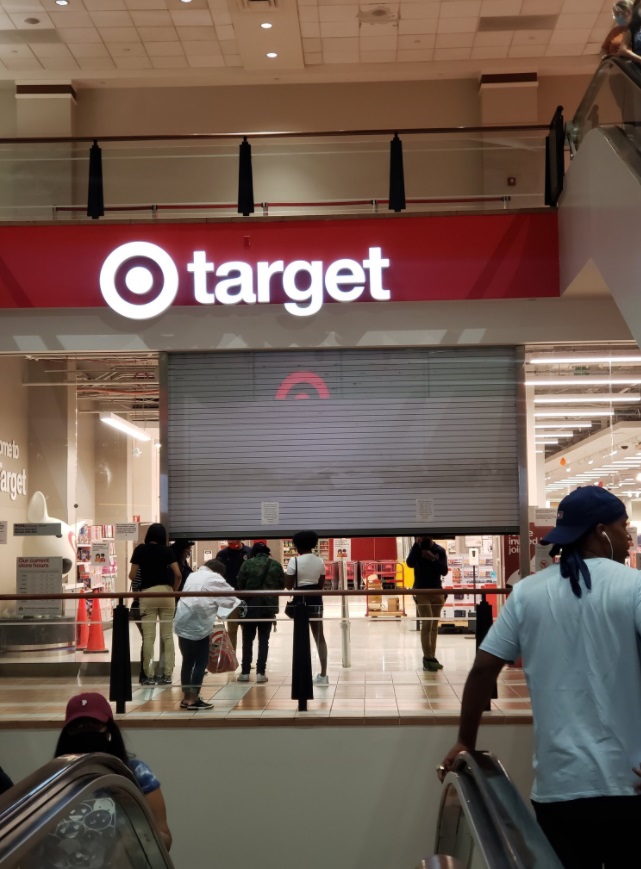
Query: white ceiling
xmin=0 ymin=0 xmax=614 ymax=87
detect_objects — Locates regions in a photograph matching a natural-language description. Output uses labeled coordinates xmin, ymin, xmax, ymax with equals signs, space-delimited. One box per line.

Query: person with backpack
xmin=236 ymin=543 xmax=285 ymax=683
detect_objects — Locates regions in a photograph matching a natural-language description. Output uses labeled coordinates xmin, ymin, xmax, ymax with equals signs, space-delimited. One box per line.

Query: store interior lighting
xmin=534 ymin=410 xmax=615 ymax=417
xmin=529 ymin=356 xmax=641 ymax=364
xmin=100 ymin=413 xmax=151 ymax=442
xmin=533 ymin=395 xmax=640 ymax=403
xmin=526 ymin=378 xmax=641 ymax=386
xmin=535 ymin=422 xmax=593 ymax=429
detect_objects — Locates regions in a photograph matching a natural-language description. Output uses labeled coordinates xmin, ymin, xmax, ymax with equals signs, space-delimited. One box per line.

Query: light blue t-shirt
xmin=481 ymin=558 xmax=641 ymax=803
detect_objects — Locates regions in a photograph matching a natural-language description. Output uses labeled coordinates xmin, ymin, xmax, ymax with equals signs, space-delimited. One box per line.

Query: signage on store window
xmin=0 ymin=438 xmax=27 ymax=501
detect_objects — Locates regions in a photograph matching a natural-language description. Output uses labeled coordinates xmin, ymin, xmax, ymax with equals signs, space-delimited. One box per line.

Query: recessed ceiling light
xmin=261 ymin=22 xmax=272 ymax=29
xmin=55 ymin=0 xmax=68 ymax=5
xmin=180 ymin=0 xmax=193 ymax=3
xmin=266 ymin=52 xmax=278 ymax=58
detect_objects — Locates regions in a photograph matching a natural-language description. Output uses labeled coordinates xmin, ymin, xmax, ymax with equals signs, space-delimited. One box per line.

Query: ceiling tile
xmin=398 ymin=18 xmax=437 ymax=34
xmin=219 ymin=38 xmax=237 ymax=54
xmin=215 ymin=24 xmax=234 ymax=39
xmin=101 ymin=27 xmax=141 ymax=41
xmin=187 ymin=54 xmax=225 ymax=66
xmin=223 ymin=53 xmax=242 ymax=66
xmin=300 ymin=21 xmax=321 ymax=37
xmin=74 ymin=55 xmax=116 ymax=67
xmin=549 ymin=27 xmax=591 ymax=44
xmin=521 ymin=0 xmax=561 ymax=10
xmin=322 ymin=35 xmax=358 ymax=50
xmin=129 ymin=10 xmax=172 ymax=25
xmin=318 ymin=5 xmax=358 ymax=22
xmin=583 ymin=42 xmax=600 ymax=54
xmin=39 ymin=55 xmax=80 ymax=69
xmin=434 ymin=46 xmax=473 ymax=59
xmin=1 ymin=1 xmax=44 ymax=10
xmin=320 ymin=20 xmax=358 ymax=36
xmin=56 ymin=27 xmax=103 ymax=42
xmin=360 ymin=20 xmax=398 ymax=35
xmin=556 ymin=12 xmax=597 ymax=29
xmin=297 ymin=0 xmax=318 ymax=5
xmin=360 ymin=49 xmax=396 ymax=61
xmin=8 ymin=12 xmax=54 ymax=29
xmin=436 ymin=31 xmax=474 ymax=47
xmin=471 ymin=44 xmax=508 ymax=57
xmin=137 ymin=26 xmax=177 ymax=40
xmin=440 ymin=1 xmax=481 ymax=18
xmin=89 ymin=11 xmax=134 ymax=26
xmin=176 ymin=24 xmax=216 ymax=39
xmin=1 ymin=55 xmax=43 ymax=70
xmin=48 ymin=11 xmax=95 ymax=27
xmin=318 ymin=0 xmax=361 ymax=5
xmin=512 ymin=29 xmax=551 ymax=45
xmin=563 ymin=0 xmax=602 ymax=11
xmin=170 ymin=9 xmax=213 ymax=26
xmin=302 ymin=36 xmax=321 ymax=51
xmin=211 ymin=11 xmax=232 ymax=26
xmin=545 ymin=41 xmax=584 ymax=55
xmin=145 ymin=39 xmax=184 ymax=54
xmin=304 ymin=51 xmax=323 ymax=63
xmin=113 ymin=54 xmax=152 ymax=67
xmin=508 ymin=43 xmax=546 ymax=55
xmin=0 ymin=12 xmax=14 ymax=29
xmin=151 ymin=55 xmax=188 ymax=67
xmin=29 ymin=42 xmax=75 ymax=57
xmin=399 ymin=3 xmax=439 ymax=20
xmin=181 ymin=38 xmax=221 ymax=55
xmin=397 ymin=47 xmax=434 ymax=61
xmin=397 ymin=33 xmax=435 ymax=49
xmin=108 ymin=40 xmax=147 ymax=55
xmin=0 ymin=43 xmax=36 ymax=57
xmin=481 ymin=0 xmax=521 ymax=13
xmin=360 ymin=34 xmax=397 ymax=49
xmin=298 ymin=7 xmax=319 ymax=22
xmin=124 ymin=0 xmax=168 ymax=9
xmin=437 ymin=17 xmax=477 ymax=33
xmin=83 ymin=1 xmax=129 ymax=10
xmin=69 ymin=41 xmax=111 ymax=56
xmin=473 ymin=30 xmax=512 ymax=45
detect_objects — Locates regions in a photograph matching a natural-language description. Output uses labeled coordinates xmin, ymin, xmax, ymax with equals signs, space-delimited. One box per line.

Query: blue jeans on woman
xmin=178 ymin=635 xmax=210 ymax=695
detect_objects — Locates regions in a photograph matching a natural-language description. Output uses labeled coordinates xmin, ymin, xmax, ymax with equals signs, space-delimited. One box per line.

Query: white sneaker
xmin=314 ymin=674 xmax=329 ymax=685
xmin=256 ymin=673 xmax=268 ymax=683
xmin=237 ymin=673 xmax=250 ymax=682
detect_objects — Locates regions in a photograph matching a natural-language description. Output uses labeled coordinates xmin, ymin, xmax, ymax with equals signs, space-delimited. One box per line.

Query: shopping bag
xmin=207 ymin=625 xmax=238 ymax=674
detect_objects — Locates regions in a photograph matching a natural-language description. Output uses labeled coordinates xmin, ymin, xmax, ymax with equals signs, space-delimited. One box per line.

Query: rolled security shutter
xmin=166 ymin=348 xmax=519 ymax=538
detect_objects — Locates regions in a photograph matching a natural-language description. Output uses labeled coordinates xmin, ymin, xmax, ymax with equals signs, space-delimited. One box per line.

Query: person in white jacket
xmin=174 ymin=558 xmax=240 ymax=711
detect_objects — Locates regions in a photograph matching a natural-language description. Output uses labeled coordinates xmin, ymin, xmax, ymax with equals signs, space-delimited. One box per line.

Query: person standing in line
xmin=174 ymin=558 xmax=240 ymax=710
xmin=236 ymin=543 xmax=285 ymax=683
xmin=129 ymin=523 xmax=181 ymax=686
xmin=406 ymin=535 xmax=449 ymax=671
xmin=169 ymin=539 xmax=194 ymax=592
xmin=439 ymin=487 xmax=641 ymax=869
xmin=285 ymin=530 xmax=328 ymax=685
xmin=215 ymin=538 xmax=251 ymax=652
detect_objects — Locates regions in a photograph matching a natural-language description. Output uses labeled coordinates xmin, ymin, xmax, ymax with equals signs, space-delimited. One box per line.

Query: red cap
xmin=64 ymin=693 xmax=113 ymax=726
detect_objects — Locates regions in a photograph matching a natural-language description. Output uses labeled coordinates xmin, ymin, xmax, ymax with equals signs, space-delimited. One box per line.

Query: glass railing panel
xmin=571 ymin=58 xmax=641 ymax=156
xmin=0 ymin=129 xmax=547 ymax=222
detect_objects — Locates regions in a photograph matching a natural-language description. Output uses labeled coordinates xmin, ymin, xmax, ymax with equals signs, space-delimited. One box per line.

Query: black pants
xmin=241 ymin=621 xmax=272 ymax=675
xmin=178 ymin=635 xmax=210 ymax=694
xmin=533 ymin=795 xmax=641 ymax=869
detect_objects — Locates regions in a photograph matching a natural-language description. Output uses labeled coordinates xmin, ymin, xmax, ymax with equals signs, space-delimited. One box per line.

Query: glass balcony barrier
xmin=0 ymin=127 xmax=548 ymax=223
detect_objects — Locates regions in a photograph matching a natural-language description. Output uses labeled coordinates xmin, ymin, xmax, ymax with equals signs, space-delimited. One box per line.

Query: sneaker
xmin=431 ymin=658 xmax=444 ymax=670
xmin=423 ymin=658 xmax=444 ymax=672
xmin=187 ymin=697 xmax=214 ymax=711
xmin=314 ymin=674 xmax=329 ymax=685
xmin=237 ymin=673 xmax=250 ymax=682
xmin=256 ymin=673 xmax=268 ymax=684
xmin=159 ymin=676 xmax=173 ymax=685
xmin=142 ymin=677 xmax=156 ymax=686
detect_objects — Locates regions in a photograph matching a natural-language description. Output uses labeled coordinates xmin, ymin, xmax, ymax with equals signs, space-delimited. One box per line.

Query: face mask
xmin=614 ymin=12 xmax=628 ymax=25
xmin=70 ymin=732 xmax=113 ymax=755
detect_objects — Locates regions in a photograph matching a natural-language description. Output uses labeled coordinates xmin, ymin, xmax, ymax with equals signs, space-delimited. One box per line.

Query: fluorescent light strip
xmin=534 ymin=423 xmax=592 ymax=429
xmin=99 ymin=413 xmax=151 ymax=442
xmin=535 ymin=431 xmax=574 ymax=437
xmin=533 ymin=395 xmax=640 ymax=403
xmin=527 ymin=378 xmax=641 ymax=386
xmin=538 ymin=440 xmax=560 ymax=445
xmin=529 ymin=356 xmax=641 ymax=365
xmin=534 ymin=410 xmax=615 ymax=417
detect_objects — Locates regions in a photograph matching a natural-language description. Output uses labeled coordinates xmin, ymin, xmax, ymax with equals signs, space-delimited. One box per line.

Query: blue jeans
xmin=178 ymin=634 xmax=210 ymax=695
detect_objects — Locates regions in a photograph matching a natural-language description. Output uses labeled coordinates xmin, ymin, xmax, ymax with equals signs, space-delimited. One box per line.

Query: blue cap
xmin=541 ymin=486 xmax=626 ymax=547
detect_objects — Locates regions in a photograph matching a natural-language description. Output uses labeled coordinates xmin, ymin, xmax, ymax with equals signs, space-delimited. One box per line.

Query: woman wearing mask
xmin=54 ymin=692 xmax=172 ymax=851
xmin=619 ymin=0 xmax=641 ymax=62
xmin=285 ymin=531 xmax=328 ymax=685
xmin=602 ymin=0 xmax=632 ymax=56
xmin=129 ymin=523 xmax=181 ymax=686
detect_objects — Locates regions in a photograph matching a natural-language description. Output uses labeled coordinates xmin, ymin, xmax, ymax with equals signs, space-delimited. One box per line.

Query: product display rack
xmin=441 ymin=554 xmax=497 ymax=632
xmin=361 ymin=561 xmax=406 ymax=618
xmin=76 ymin=524 xmax=117 ymax=625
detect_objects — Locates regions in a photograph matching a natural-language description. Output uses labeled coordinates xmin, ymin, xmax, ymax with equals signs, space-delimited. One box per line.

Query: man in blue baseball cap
xmin=439 ymin=486 xmax=641 ymax=869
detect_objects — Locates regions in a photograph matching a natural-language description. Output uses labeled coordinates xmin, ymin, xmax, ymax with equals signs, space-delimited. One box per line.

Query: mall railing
xmin=0 ymin=585 xmax=509 ymax=713
xmin=0 ymin=753 xmax=175 ymax=868
xmin=425 ymin=751 xmax=562 ymax=868
xmin=0 ymin=124 xmax=549 ymax=222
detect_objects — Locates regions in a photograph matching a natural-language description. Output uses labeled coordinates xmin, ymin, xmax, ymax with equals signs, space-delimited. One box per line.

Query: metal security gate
xmin=163 ymin=348 xmax=520 ymax=538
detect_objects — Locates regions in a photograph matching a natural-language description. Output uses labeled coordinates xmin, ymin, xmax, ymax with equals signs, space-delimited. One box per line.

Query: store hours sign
xmin=0 ymin=437 xmax=27 ymax=501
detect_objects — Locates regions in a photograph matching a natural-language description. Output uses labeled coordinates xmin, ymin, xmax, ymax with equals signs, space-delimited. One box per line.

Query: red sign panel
xmin=0 ymin=213 xmax=558 ymax=319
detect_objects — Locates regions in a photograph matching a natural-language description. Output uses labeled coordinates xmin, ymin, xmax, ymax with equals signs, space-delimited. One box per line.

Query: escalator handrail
xmin=572 ymin=56 xmax=641 ymax=133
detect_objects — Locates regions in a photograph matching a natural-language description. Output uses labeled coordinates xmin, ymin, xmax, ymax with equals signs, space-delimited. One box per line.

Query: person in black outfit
xmin=0 ymin=764 xmax=13 ymax=796
xmin=215 ymin=539 xmax=251 ymax=652
xmin=406 ymin=536 xmax=449 ymax=671
xmin=169 ymin=539 xmax=194 ymax=591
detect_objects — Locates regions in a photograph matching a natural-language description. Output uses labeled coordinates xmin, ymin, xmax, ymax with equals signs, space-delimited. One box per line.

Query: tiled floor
xmin=0 ymin=599 xmax=531 ymax=727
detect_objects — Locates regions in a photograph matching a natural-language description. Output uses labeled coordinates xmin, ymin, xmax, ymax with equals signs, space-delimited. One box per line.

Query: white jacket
xmin=173 ymin=565 xmax=241 ymax=641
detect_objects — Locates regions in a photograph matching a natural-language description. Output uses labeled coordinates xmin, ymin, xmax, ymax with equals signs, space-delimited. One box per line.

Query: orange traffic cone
xmin=84 ymin=598 xmax=108 ymax=654
xmin=76 ymin=594 xmax=89 ymax=650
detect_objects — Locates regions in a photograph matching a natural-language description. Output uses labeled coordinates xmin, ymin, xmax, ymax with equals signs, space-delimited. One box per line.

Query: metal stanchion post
xmin=339 ymin=560 xmax=351 ymax=669
xmin=475 ymin=590 xmax=496 ymax=711
xmin=109 ymin=597 xmax=132 ymax=715
xmin=291 ymin=598 xmax=313 ymax=712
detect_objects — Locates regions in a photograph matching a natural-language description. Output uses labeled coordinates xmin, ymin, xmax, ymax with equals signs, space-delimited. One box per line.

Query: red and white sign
xmin=0 ymin=213 xmax=558 ymax=320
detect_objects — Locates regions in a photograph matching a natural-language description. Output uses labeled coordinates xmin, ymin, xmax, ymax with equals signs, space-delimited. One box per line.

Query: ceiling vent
xmin=237 ymin=0 xmax=278 ymax=10
xmin=358 ymin=5 xmax=399 ymax=24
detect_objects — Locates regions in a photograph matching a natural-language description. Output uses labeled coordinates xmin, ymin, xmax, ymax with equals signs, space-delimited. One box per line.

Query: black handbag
xmin=285 ymin=557 xmax=299 ymax=619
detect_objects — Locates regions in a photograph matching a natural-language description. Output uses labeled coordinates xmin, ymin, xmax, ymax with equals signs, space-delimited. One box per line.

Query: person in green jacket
xmin=236 ymin=543 xmax=285 ymax=683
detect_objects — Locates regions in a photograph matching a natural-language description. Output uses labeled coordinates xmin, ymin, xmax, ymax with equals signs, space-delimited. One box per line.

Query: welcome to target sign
xmin=0 ymin=213 xmax=559 ymax=320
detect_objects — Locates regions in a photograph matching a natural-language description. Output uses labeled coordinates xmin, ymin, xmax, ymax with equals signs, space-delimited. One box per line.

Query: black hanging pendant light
xmin=238 ymin=136 xmax=255 ymax=216
xmin=87 ymin=139 xmax=104 ymax=220
xmin=388 ymin=132 xmax=406 ymax=213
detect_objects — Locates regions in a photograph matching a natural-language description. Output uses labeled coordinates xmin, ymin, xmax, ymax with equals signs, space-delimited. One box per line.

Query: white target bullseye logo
xmin=99 ymin=242 xmax=179 ymax=320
